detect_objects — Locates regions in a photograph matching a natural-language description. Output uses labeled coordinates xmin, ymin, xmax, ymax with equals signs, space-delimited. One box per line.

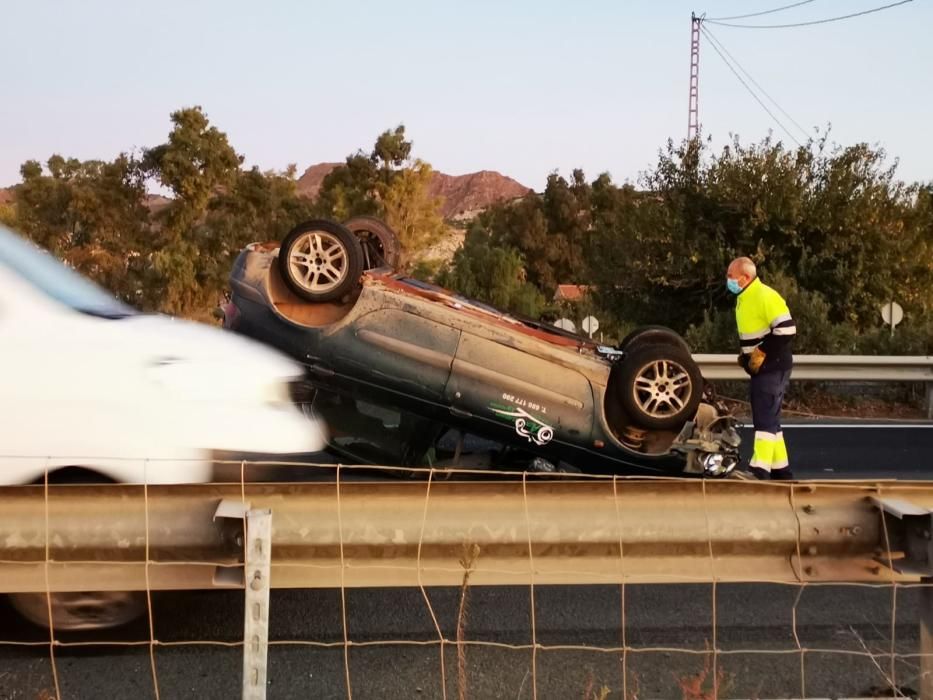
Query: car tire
xmin=279 ymin=219 xmax=364 ymax=302
xmin=9 ymin=590 xmax=146 ymax=632
xmin=8 ymin=469 xmax=146 ymax=632
xmin=343 ymin=216 xmax=401 ymax=270
xmin=619 ymin=325 xmax=691 ymax=354
xmin=616 ymin=343 xmax=703 ymax=430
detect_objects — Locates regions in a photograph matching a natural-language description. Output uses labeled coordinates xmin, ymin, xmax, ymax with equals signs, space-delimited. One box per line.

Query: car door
xmin=326 ymin=308 xmax=462 ymax=408
xmin=444 ymin=332 xmax=594 ymax=450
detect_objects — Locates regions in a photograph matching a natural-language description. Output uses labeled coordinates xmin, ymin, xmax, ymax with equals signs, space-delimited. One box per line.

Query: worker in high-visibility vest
xmin=726 ymin=257 xmax=796 ymax=480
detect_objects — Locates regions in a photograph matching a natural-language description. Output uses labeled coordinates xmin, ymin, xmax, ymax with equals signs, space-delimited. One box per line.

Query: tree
xmin=438 ymin=224 xmax=545 ymax=317
xmin=314 ymin=152 xmax=381 ymax=221
xmin=467 ymin=170 xmax=600 ymax=295
xmin=314 ymin=125 xmax=448 ymax=269
xmin=372 ymin=125 xmax=412 ymax=186
xmin=10 ymin=154 xmax=150 ymax=303
xmin=382 ymin=160 xmax=446 ymax=269
xmin=585 ymin=133 xmax=933 ymax=337
xmin=143 ymin=107 xmax=242 ymax=224
xmin=315 ymin=124 xmax=414 ymax=221
xmin=200 ymin=165 xmax=316 ymax=298
xmin=142 ymin=106 xmax=243 ymax=314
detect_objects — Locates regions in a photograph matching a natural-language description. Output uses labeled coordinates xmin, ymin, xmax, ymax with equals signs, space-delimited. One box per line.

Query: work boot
xmin=770 ymin=468 xmax=795 ymax=481
xmin=748 ymin=466 xmax=771 ymax=481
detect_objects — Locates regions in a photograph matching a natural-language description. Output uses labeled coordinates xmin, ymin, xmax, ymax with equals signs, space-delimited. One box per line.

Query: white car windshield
xmin=0 ymin=225 xmax=135 ymax=318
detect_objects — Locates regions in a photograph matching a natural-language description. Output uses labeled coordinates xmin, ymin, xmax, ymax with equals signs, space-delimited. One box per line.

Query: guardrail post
xmin=243 ymin=508 xmax=272 ymax=700
xmin=923 ymin=578 xmax=933 ymax=699
xmin=870 ymin=498 xmax=933 ymax=696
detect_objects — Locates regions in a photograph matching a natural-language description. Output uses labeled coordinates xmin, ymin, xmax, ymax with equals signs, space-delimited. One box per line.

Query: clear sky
xmin=1 ymin=0 xmax=929 ymax=191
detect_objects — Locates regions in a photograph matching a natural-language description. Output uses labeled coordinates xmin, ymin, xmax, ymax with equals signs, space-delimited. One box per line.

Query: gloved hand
xmin=747 ymin=347 xmax=767 ymax=374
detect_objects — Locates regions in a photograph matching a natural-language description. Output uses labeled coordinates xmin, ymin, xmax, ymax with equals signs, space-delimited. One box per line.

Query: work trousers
xmin=749 ymin=369 xmax=792 ymax=474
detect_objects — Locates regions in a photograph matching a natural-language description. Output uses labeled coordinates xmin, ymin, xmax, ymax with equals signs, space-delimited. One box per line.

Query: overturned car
xmin=223 ymin=218 xmax=741 ymax=477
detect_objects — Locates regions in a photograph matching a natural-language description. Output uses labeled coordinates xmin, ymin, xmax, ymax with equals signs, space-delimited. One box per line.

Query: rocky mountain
xmin=296 ymin=162 xmax=532 ymax=220
xmin=429 ymin=170 xmax=532 ymax=220
xmin=295 ymin=162 xmax=343 ymax=200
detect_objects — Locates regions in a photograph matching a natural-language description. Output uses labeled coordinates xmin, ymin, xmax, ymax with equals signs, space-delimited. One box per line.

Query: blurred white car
xmin=0 ymin=223 xmax=326 ymax=486
xmin=0 ymin=223 xmax=328 ymax=630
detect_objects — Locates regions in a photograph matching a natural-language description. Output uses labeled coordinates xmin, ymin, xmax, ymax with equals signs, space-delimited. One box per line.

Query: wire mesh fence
xmin=0 ymin=459 xmax=930 ymax=699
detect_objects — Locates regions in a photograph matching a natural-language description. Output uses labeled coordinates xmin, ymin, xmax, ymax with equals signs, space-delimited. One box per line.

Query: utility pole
xmin=687 ymin=13 xmax=701 ymax=141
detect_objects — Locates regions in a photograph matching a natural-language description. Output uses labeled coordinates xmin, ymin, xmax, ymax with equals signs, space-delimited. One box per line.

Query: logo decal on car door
xmin=490 ymin=404 xmax=554 ymax=446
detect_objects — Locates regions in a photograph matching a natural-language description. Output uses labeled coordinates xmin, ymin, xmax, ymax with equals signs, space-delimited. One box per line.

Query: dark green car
xmin=223 ymin=219 xmax=741 ymax=477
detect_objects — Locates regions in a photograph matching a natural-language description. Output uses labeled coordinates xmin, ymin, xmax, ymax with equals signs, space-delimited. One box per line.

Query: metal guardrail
xmin=6 ymin=475 xmax=933 ymax=698
xmin=695 ymin=354 xmax=933 ymax=381
xmin=0 ymin=478 xmax=929 ymax=594
xmin=695 ymin=354 xmax=933 ymax=418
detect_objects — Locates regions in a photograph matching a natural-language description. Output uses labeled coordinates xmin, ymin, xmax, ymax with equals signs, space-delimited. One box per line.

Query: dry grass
xmin=580 ymin=670 xmax=611 ymax=700
xmin=457 ymin=542 xmax=481 ymax=700
xmin=674 ymin=649 xmax=733 ymax=700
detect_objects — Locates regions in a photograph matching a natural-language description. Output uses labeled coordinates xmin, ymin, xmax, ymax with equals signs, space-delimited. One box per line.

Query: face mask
xmin=726 ymin=278 xmax=742 ymax=295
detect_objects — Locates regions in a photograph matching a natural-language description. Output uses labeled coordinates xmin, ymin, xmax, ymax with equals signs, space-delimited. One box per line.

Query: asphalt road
xmin=1 ymin=422 xmax=931 ymax=699
xmin=745 ymin=421 xmax=933 ymax=480
xmin=0 ymin=584 xmax=924 ymax=699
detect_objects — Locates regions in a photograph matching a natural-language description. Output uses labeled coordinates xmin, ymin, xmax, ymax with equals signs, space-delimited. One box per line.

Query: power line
xmin=701 ymin=25 xmax=810 ymax=141
xmin=699 ymin=24 xmax=803 ymax=146
xmin=705 ymin=0 xmax=913 ymax=28
xmin=707 ymin=0 xmax=818 ymax=22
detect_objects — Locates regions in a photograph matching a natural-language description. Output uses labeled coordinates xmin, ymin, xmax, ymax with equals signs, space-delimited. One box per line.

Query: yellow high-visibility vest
xmin=735 ymin=277 xmax=795 ymax=356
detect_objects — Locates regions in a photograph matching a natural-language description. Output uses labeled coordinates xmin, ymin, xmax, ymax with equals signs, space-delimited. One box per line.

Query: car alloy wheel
xmin=631 ymin=358 xmax=693 ymax=419
xmin=278 ymin=219 xmax=365 ymax=303
xmin=616 ymin=343 xmax=703 ymax=430
xmin=287 ymin=230 xmax=351 ymax=296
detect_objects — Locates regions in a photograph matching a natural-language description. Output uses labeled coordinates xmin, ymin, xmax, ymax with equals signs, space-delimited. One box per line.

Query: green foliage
xmin=314 ymin=124 xmax=417 ymax=221
xmin=409 ymin=258 xmax=443 ymax=282
xmin=0 ymin=201 xmax=17 ymax=227
xmin=197 ymin=165 xmax=315 ymax=302
xmin=5 ymin=114 xmax=450 ymax=317
xmin=382 ymin=160 xmax=447 ymax=269
xmin=10 ymin=154 xmax=150 ymax=304
xmin=437 ymin=224 xmax=546 ymax=317
xmin=314 ymin=125 xmax=447 ymax=270
xmin=372 ymin=125 xmax=412 ymax=179
xmin=468 ymin=169 xmax=596 ymax=294
xmin=587 ymin=133 xmax=933 ymax=335
xmin=7 ymin=107 xmax=315 ymax=317
xmin=314 ymin=152 xmax=381 ymax=221
xmin=143 ymin=106 xmax=242 ymax=221
xmin=855 ymin=316 xmax=933 ymax=355
xmin=466 ymin=131 xmax=932 ymax=354
xmin=141 ymin=106 xmax=244 ymax=313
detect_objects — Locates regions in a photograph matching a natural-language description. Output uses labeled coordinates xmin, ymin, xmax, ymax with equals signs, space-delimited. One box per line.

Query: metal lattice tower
xmin=687 ymin=13 xmax=701 ymax=140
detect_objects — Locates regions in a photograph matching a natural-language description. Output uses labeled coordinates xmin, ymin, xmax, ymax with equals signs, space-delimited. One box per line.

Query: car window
xmin=311 ymin=391 xmax=454 ymax=467
xmin=311 ymin=392 xmax=406 ymax=463
xmin=0 ymin=225 xmax=135 ymax=318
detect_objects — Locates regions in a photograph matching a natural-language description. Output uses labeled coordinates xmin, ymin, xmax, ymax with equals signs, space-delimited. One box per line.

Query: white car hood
xmin=120 ymin=314 xmax=303 ymax=380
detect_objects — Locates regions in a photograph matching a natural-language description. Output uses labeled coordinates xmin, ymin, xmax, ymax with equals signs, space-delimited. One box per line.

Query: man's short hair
xmin=730 ymin=257 xmax=757 ymax=278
